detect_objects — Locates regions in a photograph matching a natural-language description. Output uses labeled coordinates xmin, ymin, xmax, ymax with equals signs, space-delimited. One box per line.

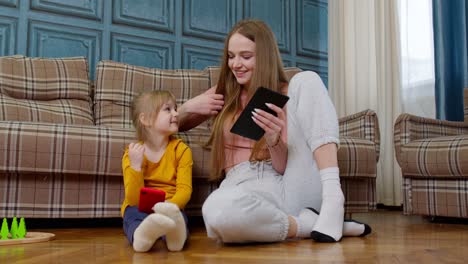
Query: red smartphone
xmin=138 ymin=187 xmax=166 ymax=214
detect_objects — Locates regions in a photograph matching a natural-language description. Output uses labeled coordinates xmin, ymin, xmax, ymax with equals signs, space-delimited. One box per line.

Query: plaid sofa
xmin=394 ymin=88 xmax=468 ymax=218
xmin=0 ymin=56 xmax=379 ymax=218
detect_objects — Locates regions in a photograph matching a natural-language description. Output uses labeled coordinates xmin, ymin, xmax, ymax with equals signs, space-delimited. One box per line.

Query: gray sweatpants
xmin=202 ymin=161 xmax=289 ymax=243
xmin=202 ymin=71 xmax=340 ymax=243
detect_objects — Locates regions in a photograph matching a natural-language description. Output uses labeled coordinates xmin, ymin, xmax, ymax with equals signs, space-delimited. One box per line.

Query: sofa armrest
xmin=393 ymin=113 xmax=468 ymax=164
xmin=339 ymin=109 xmax=380 ymax=161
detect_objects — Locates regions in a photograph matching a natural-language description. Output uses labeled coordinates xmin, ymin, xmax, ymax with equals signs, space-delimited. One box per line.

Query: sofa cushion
xmin=0 ymin=56 xmax=93 ymax=125
xmin=94 ymin=60 xmax=211 ymax=128
xmin=0 ymin=121 xmax=135 ymax=175
xmin=399 ymin=135 xmax=468 ymax=177
xmin=0 ymin=95 xmax=93 ymax=125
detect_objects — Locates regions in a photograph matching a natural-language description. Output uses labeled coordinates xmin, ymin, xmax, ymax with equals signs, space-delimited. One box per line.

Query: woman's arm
xmin=251 ymin=103 xmax=288 ymax=174
xmin=178 ymin=86 xmax=224 ymax=131
xmin=267 ymin=133 xmax=288 ymax=174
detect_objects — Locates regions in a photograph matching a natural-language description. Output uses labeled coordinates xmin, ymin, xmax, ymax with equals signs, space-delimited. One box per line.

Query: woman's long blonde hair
xmin=208 ymin=19 xmax=288 ymax=181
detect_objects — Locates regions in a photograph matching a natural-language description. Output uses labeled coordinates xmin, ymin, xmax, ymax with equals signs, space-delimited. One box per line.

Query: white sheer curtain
xmin=329 ymin=0 xmax=403 ymax=206
xmin=398 ymin=0 xmax=436 ymax=118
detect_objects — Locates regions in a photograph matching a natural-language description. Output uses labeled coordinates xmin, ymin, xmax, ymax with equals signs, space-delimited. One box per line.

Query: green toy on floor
xmin=1 ymin=217 xmax=27 ymax=239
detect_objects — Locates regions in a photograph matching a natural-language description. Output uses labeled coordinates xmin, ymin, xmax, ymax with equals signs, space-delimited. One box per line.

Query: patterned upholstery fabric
xmin=0 ymin=58 xmax=380 ymax=218
xmin=394 ymin=89 xmax=468 ymax=218
xmin=398 ymin=135 xmax=468 ymax=177
xmin=0 ymin=173 xmax=125 ymax=218
xmin=403 ymin=178 xmax=468 ymax=218
xmin=0 ymin=121 xmax=134 ymax=175
xmin=338 ymin=110 xmax=380 ymax=212
xmin=339 ymin=109 xmax=381 ymax=161
xmin=0 ymin=56 xmax=93 ymax=125
xmin=0 ymin=121 xmax=212 ymax=218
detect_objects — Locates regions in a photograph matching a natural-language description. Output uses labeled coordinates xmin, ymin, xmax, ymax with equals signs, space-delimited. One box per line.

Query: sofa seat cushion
xmin=0 ymin=121 xmax=134 ymax=175
xmin=0 ymin=94 xmax=93 ymax=125
xmin=338 ymin=137 xmax=377 ymax=178
xmin=0 ymin=120 xmax=212 ymax=180
xmin=0 ymin=56 xmax=93 ymax=125
xmin=399 ymin=135 xmax=468 ymax=177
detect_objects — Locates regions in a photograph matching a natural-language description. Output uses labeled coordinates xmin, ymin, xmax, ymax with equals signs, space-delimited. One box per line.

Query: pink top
xmin=223 ymin=121 xmax=255 ymax=170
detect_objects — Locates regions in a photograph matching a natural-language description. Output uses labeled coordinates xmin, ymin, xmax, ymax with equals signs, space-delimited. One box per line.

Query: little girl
xmin=121 ymin=90 xmax=193 ymax=252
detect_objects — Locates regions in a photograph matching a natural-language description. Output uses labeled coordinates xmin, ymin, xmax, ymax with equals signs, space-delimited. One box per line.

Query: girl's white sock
xmin=133 ymin=213 xmax=176 ymax=252
xmin=153 ymin=202 xmax=187 ymax=251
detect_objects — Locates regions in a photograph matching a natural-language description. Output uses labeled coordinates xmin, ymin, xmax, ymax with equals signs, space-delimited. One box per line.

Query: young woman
xmin=179 ymin=19 xmax=371 ymax=243
xmin=121 ymin=90 xmax=192 ymax=252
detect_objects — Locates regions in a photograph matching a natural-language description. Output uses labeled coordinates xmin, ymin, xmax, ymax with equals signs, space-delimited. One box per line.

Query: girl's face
xmin=151 ymin=101 xmax=179 ymax=136
xmin=228 ymin=33 xmax=256 ymax=87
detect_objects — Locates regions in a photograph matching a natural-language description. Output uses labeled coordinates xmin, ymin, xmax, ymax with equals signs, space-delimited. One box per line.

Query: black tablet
xmin=230 ymin=87 xmax=289 ymax=141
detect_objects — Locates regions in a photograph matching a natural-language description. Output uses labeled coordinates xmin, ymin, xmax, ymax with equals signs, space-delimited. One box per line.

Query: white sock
xmin=311 ymin=167 xmax=345 ymax=242
xmin=153 ymin=202 xmax=187 ymax=251
xmin=294 ymin=208 xmax=319 ymax=238
xmin=133 ymin=213 xmax=176 ymax=252
xmin=343 ymin=220 xmax=371 ymax=237
xmin=305 ymin=207 xmax=372 ymax=238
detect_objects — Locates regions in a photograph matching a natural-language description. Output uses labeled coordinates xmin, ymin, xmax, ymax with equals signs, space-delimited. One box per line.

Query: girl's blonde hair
xmin=208 ymin=19 xmax=288 ymax=181
xmin=131 ymin=90 xmax=176 ymax=142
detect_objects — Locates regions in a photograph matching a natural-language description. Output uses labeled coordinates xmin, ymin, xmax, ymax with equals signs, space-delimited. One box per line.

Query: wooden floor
xmin=1 ymin=210 xmax=467 ymax=263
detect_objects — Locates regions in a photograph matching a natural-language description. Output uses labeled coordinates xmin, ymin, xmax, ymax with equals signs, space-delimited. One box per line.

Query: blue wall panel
xmin=113 ymin=0 xmax=174 ymax=32
xmin=111 ymin=33 xmax=173 ymax=69
xmin=0 ymin=0 xmax=17 ymax=8
xmin=0 ymin=15 xmax=16 ymax=55
xmin=31 ymin=0 xmax=103 ymax=21
xmin=182 ymin=44 xmax=222 ymax=69
xmin=0 ymin=0 xmax=328 ymax=83
xmin=244 ymin=0 xmax=290 ymax=53
xmin=297 ymin=0 xmax=328 ymax=59
xmin=28 ymin=20 xmax=101 ymax=78
xmin=183 ymin=0 xmax=239 ymax=41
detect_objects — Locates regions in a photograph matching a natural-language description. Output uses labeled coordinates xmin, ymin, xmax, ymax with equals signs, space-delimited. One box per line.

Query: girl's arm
xmin=178 ymin=86 xmax=224 ymax=131
xmin=122 ymin=148 xmax=145 ymax=206
xmin=165 ymin=145 xmax=193 ymax=209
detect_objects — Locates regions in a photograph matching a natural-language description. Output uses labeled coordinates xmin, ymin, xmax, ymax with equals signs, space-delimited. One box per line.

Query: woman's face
xmin=228 ymin=33 xmax=256 ymax=87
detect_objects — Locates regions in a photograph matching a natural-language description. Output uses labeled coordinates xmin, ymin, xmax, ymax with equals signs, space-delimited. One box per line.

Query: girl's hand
xmin=251 ymin=103 xmax=286 ymax=147
xmin=128 ymin=143 xmax=145 ymax=171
